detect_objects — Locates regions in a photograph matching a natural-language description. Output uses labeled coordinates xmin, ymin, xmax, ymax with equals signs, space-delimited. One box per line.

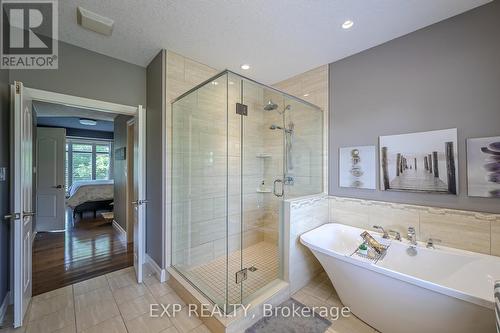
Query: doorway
xmin=8 ymin=83 xmax=146 ymax=327
xmin=32 ymin=107 xmax=133 ymax=296
xmin=126 ymin=119 xmax=135 ymax=244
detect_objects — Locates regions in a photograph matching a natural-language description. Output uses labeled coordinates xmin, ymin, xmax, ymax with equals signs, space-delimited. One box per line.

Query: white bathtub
xmin=300 ymin=223 xmax=498 ymax=333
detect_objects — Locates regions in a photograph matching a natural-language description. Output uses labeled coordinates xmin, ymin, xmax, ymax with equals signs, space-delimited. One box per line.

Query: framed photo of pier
xmin=379 ymin=128 xmax=458 ymax=194
xmin=339 ymin=146 xmax=376 ymax=189
xmin=467 ymin=136 xmax=500 ymax=198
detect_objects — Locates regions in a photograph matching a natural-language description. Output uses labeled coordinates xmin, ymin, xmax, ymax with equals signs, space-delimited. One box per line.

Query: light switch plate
xmin=0 ymin=167 xmax=6 ymax=181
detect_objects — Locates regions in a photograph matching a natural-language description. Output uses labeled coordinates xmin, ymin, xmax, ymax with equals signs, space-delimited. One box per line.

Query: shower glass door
xmin=171 ymin=70 xmax=322 ymax=312
xmin=239 ymin=79 xmax=285 ymax=304
xmin=171 ymin=73 xmax=229 ymax=309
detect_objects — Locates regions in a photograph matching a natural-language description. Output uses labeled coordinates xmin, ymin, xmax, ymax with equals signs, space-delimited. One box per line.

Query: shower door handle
xmin=273 ymin=179 xmax=284 ymax=197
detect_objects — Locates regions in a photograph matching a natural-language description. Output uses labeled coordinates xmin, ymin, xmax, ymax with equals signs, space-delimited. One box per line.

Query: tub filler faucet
xmin=406 ymin=226 xmax=418 ymax=256
xmin=389 ymin=230 xmax=401 ymax=241
xmin=373 ymin=225 xmax=389 ymax=239
xmin=426 ymin=238 xmax=442 ymax=249
xmin=407 ymin=227 xmax=417 ymax=246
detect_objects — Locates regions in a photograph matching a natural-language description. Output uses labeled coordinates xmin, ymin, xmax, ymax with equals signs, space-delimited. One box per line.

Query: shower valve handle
xmin=273 ymin=179 xmax=284 ymax=197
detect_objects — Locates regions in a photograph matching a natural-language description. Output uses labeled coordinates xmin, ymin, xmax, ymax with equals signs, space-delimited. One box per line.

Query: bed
xmin=67 ymin=180 xmax=114 ymax=219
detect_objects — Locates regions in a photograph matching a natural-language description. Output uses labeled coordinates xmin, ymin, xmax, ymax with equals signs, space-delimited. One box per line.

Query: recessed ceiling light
xmin=303 ymin=93 xmax=310 ymax=97
xmin=79 ymin=118 xmax=97 ymax=126
xmin=211 ymin=81 xmax=218 ymax=85
xmin=240 ymin=64 xmax=250 ymax=70
xmin=342 ymin=20 xmax=354 ymax=29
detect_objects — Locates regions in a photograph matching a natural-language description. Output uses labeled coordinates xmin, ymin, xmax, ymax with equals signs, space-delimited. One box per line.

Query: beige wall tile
xmin=491 ymin=219 xmax=500 ymax=256
xmin=329 ymin=196 xmax=500 ymax=256
xmin=420 ymin=210 xmax=491 ymax=254
xmin=368 ymin=204 xmax=420 ymax=236
xmin=330 ymin=199 xmax=371 ymax=230
xmin=286 ymin=195 xmax=329 ymax=293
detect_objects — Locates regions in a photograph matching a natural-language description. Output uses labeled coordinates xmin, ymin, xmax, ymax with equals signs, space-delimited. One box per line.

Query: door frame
xmin=126 ymin=118 xmax=136 ymax=244
xmin=10 ymin=86 xmax=146 ymax=325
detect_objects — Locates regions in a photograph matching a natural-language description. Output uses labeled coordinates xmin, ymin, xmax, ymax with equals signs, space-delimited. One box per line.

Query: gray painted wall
xmin=0 ymin=42 xmax=147 ymax=303
xmin=329 ymin=1 xmax=500 ymax=213
xmin=0 ymin=69 xmax=10 ymax=304
xmin=114 ymin=116 xmax=132 ymax=231
xmin=10 ymin=41 xmax=146 ymax=106
xmin=145 ymin=51 xmax=165 ymax=266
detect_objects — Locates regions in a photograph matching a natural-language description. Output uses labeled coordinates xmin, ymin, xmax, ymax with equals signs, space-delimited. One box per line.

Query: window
xmin=65 ymin=139 xmax=113 ymax=191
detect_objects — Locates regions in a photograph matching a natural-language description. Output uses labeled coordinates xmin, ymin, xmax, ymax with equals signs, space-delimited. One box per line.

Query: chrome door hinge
xmin=235 ymin=268 xmax=248 ymax=284
xmin=4 ymin=213 xmax=20 ymax=221
xmin=236 ymin=103 xmax=248 ymax=116
xmin=15 ymin=83 xmax=20 ymax=94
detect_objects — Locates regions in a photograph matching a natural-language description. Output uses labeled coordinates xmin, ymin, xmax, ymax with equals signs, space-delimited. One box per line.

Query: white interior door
xmin=36 ymin=127 xmax=66 ymax=231
xmin=10 ymin=82 xmax=33 ymax=327
xmin=133 ymin=105 xmax=146 ymax=283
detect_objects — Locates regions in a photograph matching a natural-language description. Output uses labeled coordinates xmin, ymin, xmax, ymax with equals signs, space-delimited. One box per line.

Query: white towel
xmin=495 ymin=281 xmax=500 ymax=333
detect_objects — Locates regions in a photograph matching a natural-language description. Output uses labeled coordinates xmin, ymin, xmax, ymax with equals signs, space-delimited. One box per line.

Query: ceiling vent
xmin=77 ymin=7 xmax=114 ymax=36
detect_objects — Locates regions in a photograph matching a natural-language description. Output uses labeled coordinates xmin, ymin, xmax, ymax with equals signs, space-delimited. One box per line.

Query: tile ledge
xmin=329 ymin=196 xmax=500 ymax=221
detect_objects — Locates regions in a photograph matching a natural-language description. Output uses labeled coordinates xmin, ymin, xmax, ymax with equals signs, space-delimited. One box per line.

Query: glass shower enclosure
xmin=171 ymin=70 xmax=323 ymax=311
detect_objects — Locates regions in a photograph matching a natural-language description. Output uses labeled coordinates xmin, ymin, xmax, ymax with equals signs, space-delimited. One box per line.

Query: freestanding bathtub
xmin=300 ymin=223 xmax=498 ymax=333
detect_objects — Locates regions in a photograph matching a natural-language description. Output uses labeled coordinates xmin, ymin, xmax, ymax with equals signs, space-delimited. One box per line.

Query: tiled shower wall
xmin=284 ymin=194 xmax=329 ymax=294
xmin=329 ymin=196 xmax=500 ymax=256
xmin=166 ymin=51 xmax=219 ymax=266
xmin=167 ymin=52 xmax=278 ymax=267
xmin=273 ymin=64 xmax=328 ymax=196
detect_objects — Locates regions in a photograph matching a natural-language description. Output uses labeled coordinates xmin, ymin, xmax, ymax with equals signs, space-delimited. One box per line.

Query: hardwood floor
xmin=32 ymin=211 xmax=133 ymax=296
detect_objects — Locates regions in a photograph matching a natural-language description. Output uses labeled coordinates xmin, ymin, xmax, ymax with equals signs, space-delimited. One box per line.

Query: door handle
xmin=132 ymin=199 xmax=148 ymax=206
xmin=4 ymin=213 xmax=20 ymax=221
xmin=273 ymin=179 xmax=284 ymax=197
xmin=23 ymin=211 xmax=36 ymax=217
xmin=52 ymin=185 xmax=63 ymax=189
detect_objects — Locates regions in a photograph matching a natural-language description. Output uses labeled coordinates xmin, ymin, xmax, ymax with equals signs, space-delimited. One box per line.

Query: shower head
xmin=264 ymin=100 xmax=279 ymax=111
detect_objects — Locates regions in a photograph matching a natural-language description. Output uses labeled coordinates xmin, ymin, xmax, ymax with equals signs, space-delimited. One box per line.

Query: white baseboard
xmin=112 ymin=220 xmax=127 ymax=240
xmin=0 ymin=291 xmax=10 ymax=325
xmin=145 ymin=254 xmax=166 ymax=283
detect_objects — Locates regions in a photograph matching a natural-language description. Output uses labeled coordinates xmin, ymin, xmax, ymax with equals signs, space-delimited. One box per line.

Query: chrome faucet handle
xmin=426 ymin=238 xmax=442 ymax=249
xmin=373 ymin=225 xmax=389 ymax=239
xmin=407 ymin=226 xmax=417 ymax=246
xmin=388 ymin=230 xmax=401 ymax=241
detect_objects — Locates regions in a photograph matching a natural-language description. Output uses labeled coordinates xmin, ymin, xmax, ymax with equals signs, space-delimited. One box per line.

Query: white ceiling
xmin=59 ymin=0 xmax=491 ymax=84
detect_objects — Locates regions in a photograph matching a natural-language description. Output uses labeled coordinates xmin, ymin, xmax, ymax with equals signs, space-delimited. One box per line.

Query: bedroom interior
xmin=31 ymin=100 xmax=134 ymax=295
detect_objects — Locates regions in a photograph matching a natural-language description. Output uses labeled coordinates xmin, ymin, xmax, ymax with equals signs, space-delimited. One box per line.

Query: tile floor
xmin=0 ymin=267 xmax=209 ymax=333
xmin=0 ymin=266 xmax=378 ymax=333
xmin=188 ymin=242 xmax=279 ymax=304
xmin=291 ymin=271 xmax=380 ymax=333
